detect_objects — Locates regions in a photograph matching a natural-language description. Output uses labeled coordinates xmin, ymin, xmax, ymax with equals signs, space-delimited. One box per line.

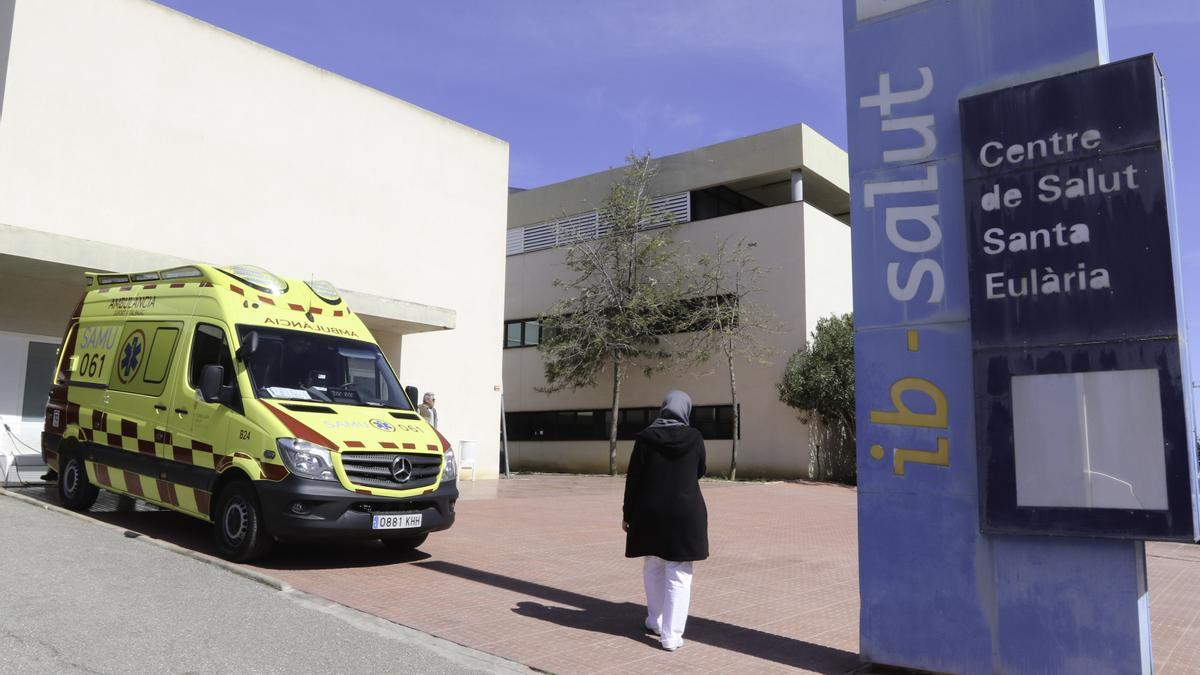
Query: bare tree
xmin=685 ymin=236 xmax=777 ymax=480
xmin=537 ymin=153 xmax=690 ymax=475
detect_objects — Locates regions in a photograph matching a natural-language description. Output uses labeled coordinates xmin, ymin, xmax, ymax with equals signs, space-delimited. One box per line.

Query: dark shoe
xmin=41 ymin=469 xmax=58 ymax=482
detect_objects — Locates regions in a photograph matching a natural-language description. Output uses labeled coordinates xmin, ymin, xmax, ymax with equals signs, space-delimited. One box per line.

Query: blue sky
xmin=154 ymin=0 xmax=1200 ymax=375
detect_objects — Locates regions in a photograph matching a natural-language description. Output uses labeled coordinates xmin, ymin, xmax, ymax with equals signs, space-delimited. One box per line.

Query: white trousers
xmin=643 ymin=555 xmax=693 ymax=649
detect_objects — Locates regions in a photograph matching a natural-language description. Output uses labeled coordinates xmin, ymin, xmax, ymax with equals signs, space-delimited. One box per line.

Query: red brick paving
xmin=239 ymin=476 xmax=861 ymax=674
xmin=14 ymin=476 xmax=1200 ymax=674
xmin=1149 ymin=542 xmax=1200 ymax=675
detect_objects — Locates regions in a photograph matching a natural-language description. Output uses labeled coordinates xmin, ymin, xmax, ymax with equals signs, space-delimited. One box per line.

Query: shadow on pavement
xmin=417 ymin=560 xmax=861 ymax=674
xmin=255 ymin=542 xmax=431 ymax=570
xmin=14 ymin=486 xmax=431 ymax=570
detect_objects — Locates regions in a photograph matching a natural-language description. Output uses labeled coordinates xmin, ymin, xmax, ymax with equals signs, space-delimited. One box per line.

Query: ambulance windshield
xmin=237 ymin=326 xmax=413 ymax=410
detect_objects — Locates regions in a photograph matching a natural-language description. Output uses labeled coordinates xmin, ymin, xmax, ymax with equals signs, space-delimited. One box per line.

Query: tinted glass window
xmin=237 ymin=326 xmax=412 ymax=410
xmin=22 ymin=342 xmax=59 ymax=420
xmin=504 ymin=319 xmax=546 ymax=348
xmin=690 ymin=185 xmax=765 ymax=222
xmin=189 ymin=324 xmax=236 ymax=389
xmin=54 ymin=324 xmax=77 ymax=386
xmin=143 ymin=327 xmax=180 ymax=384
xmin=505 ymin=405 xmax=736 ymax=441
xmin=505 ymin=321 xmax=523 ymax=348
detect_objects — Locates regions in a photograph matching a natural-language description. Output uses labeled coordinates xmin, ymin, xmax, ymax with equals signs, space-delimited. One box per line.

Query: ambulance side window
xmin=142 ymin=327 xmax=180 ymax=385
xmin=189 ymin=324 xmax=237 ymax=391
xmin=108 ymin=322 xmax=183 ymax=397
xmin=54 ymin=324 xmax=78 ymax=385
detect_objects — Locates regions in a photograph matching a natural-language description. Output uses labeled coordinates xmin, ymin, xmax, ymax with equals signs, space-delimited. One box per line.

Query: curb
xmin=278 ymin=586 xmax=536 ymax=674
xmin=0 ymin=487 xmax=289 ymax=592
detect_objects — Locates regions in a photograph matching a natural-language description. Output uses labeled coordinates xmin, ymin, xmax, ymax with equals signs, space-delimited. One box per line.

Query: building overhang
xmin=0 ymin=222 xmax=455 ymax=335
xmin=508 ymin=123 xmax=851 ymax=227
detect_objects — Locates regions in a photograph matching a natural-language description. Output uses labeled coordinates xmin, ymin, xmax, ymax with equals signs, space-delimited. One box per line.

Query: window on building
xmin=505 ymin=405 xmax=737 ymax=441
xmin=508 ymin=297 xmax=731 ymax=349
xmin=505 ymin=321 xmax=523 ymax=348
xmin=656 ymin=294 xmax=738 ymax=334
xmin=690 ymin=185 xmax=765 ymax=222
xmin=503 ymin=319 xmax=543 ymax=348
xmin=21 ymin=341 xmax=59 ymax=421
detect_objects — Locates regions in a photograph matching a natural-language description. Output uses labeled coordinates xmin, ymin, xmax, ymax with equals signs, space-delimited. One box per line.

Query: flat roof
xmin=508 ymin=123 xmax=850 ymax=228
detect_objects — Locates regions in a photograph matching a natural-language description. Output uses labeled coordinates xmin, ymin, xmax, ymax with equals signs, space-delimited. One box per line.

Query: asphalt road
xmin=0 ymin=495 xmax=527 ymax=674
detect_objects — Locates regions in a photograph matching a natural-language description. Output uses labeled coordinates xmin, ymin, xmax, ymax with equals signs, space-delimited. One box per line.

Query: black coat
xmin=623 ymin=424 xmax=709 ymax=562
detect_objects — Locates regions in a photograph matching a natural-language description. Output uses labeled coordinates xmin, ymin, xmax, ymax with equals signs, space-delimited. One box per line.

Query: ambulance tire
xmin=57 ymin=450 xmax=99 ymax=511
xmin=381 ymin=533 xmax=428 ymax=551
xmin=214 ymin=480 xmax=272 ymax=562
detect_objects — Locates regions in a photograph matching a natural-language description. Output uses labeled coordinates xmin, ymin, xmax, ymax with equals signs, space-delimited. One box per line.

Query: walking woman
xmin=622 ymin=390 xmax=709 ymax=652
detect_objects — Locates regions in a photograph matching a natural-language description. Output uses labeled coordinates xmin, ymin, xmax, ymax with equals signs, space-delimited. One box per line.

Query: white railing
xmin=506 ymin=191 xmax=691 ymax=256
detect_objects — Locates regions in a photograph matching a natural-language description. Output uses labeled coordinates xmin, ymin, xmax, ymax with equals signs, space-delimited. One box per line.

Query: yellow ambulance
xmin=41 ymin=263 xmax=458 ymax=561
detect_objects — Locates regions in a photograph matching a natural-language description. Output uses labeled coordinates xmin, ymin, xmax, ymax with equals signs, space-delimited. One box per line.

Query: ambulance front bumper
xmin=256 ymin=475 xmax=457 ymax=541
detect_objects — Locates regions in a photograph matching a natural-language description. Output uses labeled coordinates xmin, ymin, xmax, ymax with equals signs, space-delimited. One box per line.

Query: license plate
xmin=371 ymin=513 xmax=422 ymax=530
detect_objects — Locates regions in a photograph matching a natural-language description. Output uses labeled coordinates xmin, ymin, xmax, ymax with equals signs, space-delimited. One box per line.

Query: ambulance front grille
xmin=340 ymin=452 xmax=441 ymax=490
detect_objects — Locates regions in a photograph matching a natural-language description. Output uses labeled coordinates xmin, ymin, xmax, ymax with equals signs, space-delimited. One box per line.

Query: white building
xmin=503 ymin=124 xmax=851 ymax=478
xmin=0 ymin=0 xmax=509 ymax=482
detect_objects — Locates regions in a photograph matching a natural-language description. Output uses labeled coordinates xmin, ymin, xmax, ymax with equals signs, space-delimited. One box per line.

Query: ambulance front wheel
xmin=57 ymin=450 xmax=98 ymax=511
xmin=214 ymin=479 xmax=272 ymax=562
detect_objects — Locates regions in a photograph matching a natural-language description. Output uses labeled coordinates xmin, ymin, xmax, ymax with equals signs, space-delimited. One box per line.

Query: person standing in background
xmin=418 ymin=392 xmax=438 ymax=429
xmin=622 ymin=390 xmax=708 ymax=652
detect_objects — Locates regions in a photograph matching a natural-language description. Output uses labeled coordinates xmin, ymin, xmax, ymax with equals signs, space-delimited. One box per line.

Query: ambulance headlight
xmin=441 ymin=448 xmax=457 ymax=482
xmin=277 ymin=438 xmax=337 ymax=482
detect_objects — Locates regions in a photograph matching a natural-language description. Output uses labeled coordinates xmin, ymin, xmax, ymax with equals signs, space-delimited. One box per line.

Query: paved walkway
xmin=10 ymin=475 xmax=1200 ymax=674
xmin=254 ymin=477 xmax=862 ymax=674
xmin=0 ymin=495 xmax=524 ymax=674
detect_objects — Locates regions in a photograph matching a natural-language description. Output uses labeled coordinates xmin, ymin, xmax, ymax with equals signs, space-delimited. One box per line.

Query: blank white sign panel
xmin=1012 ymin=369 xmax=1168 ymax=510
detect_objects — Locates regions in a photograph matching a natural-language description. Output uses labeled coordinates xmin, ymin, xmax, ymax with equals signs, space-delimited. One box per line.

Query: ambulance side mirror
xmin=405 ymin=385 xmax=419 ymax=408
xmin=199 ymin=365 xmax=225 ymax=403
xmin=236 ymin=331 xmax=259 ymax=362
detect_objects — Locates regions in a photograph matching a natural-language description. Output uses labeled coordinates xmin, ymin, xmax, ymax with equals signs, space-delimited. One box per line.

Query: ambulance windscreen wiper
xmin=305 ymin=386 xmax=334 ymax=403
xmin=297 ymin=385 xmax=365 ymax=406
xmin=325 ymin=385 xmax=364 ymax=406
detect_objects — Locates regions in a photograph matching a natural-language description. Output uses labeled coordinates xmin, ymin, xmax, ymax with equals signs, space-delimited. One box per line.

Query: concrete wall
xmin=503 ymin=201 xmax=852 ymax=478
xmin=507 ymin=439 xmax=736 ymax=476
xmin=0 ymin=0 xmax=509 ymax=476
xmin=803 ymin=204 xmax=854 ymax=334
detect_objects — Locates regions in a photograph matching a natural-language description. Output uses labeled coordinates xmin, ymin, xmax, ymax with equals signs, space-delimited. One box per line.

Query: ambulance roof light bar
xmin=221 ymin=264 xmax=289 ymax=295
xmin=88 ymin=265 xmax=204 ymax=287
xmin=305 ymin=279 xmax=341 ymax=304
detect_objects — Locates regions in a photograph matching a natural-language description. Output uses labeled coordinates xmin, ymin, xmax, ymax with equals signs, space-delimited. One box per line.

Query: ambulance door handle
xmin=174 ymin=408 xmax=189 ymax=416
xmin=154 ymin=404 xmax=167 ymax=412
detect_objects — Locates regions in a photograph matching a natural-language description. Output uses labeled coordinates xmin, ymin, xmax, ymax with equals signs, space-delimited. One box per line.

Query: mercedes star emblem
xmin=390 ymin=456 xmax=413 ymax=483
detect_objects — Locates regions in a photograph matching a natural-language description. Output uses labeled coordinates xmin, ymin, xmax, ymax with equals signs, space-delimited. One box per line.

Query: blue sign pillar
xmin=844 ymin=1 xmax=1155 ymax=673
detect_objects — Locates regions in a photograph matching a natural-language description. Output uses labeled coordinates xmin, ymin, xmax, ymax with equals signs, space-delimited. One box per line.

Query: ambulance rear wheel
xmin=381 ymin=533 xmax=427 ymax=551
xmin=57 ymin=451 xmax=98 ymax=511
xmin=214 ymin=480 xmax=272 ymax=562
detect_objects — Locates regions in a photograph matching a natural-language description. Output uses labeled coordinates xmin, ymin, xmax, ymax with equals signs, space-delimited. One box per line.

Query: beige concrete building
xmin=504 ymin=124 xmax=851 ymax=478
xmin=0 ymin=0 xmax=509 ymax=482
